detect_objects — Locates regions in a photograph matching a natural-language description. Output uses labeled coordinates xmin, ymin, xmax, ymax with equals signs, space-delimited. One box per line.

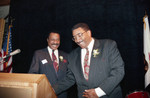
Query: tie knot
xmin=52 ymin=50 xmax=55 ymax=53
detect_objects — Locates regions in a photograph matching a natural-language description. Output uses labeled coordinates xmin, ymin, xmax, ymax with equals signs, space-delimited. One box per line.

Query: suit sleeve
xmin=28 ymin=51 xmax=40 ymax=73
xmin=99 ymin=41 xmax=125 ymax=95
xmin=53 ymin=53 xmax=76 ymax=95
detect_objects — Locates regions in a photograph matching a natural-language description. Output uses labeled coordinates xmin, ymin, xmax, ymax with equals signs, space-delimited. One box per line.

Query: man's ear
xmin=87 ymin=30 xmax=92 ymax=37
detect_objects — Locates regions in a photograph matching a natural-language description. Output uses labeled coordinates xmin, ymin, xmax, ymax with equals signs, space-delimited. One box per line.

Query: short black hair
xmin=47 ymin=30 xmax=60 ymax=39
xmin=72 ymin=23 xmax=90 ymax=31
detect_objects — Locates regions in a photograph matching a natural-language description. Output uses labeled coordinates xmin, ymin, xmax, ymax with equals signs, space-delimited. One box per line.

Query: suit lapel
xmin=76 ymin=48 xmax=87 ymax=81
xmin=88 ymin=39 xmax=102 ymax=82
xmin=58 ymin=51 xmax=62 ymax=72
xmin=44 ymin=48 xmax=53 ymax=64
xmin=44 ymin=48 xmax=58 ymax=78
xmin=57 ymin=51 xmax=67 ymax=76
xmin=75 ymin=48 xmax=92 ymax=83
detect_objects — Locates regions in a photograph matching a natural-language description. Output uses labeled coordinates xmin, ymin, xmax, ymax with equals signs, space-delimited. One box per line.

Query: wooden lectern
xmin=0 ymin=73 xmax=57 ymax=98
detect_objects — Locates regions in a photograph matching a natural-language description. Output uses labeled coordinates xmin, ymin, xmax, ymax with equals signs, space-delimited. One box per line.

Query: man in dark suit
xmin=28 ymin=31 xmax=68 ymax=98
xmin=53 ymin=23 xmax=125 ymax=98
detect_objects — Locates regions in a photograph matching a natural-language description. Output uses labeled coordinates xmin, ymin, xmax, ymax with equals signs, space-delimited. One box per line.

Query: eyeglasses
xmin=72 ymin=31 xmax=86 ymax=41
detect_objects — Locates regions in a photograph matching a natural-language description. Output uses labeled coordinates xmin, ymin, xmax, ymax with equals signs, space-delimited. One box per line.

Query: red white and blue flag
xmin=0 ymin=25 xmax=12 ymax=73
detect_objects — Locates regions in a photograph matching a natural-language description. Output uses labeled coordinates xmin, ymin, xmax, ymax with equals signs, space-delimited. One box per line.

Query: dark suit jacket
xmin=28 ymin=48 xmax=68 ymax=98
xmin=53 ymin=39 xmax=125 ymax=98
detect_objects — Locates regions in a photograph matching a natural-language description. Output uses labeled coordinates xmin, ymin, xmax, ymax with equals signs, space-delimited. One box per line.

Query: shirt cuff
xmin=95 ymin=87 xmax=106 ymax=97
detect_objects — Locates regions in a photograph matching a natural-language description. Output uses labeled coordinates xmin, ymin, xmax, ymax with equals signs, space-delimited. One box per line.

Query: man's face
xmin=72 ymin=27 xmax=91 ymax=49
xmin=47 ymin=33 xmax=60 ymax=50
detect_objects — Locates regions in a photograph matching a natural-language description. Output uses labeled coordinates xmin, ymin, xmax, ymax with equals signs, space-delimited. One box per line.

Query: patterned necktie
xmin=52 ymin=50 xmax=59 ymax=72
xmin=84 ymin=48 xmax=89 ymax=80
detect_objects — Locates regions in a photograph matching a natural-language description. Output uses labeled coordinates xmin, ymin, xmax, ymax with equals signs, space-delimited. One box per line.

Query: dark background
xmin=9 ymin=0 xmax=150 ymax=97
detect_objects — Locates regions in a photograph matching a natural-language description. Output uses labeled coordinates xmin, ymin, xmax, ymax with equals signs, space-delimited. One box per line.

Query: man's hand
xmin=82 ymin=89 xmax=99 ymax=98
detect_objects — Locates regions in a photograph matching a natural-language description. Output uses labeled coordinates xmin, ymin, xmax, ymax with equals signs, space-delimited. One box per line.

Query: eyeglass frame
xmin=72 ymin=31 xmax=86 ymax=41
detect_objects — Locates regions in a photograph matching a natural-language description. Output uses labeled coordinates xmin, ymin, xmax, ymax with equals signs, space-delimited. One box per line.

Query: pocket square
xmin=41 ymin=59 xmax=48 ymax=64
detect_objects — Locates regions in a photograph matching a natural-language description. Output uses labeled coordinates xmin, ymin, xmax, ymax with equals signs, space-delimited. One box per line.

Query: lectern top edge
xmin=0 ymin=73 xmax=46 ymax=83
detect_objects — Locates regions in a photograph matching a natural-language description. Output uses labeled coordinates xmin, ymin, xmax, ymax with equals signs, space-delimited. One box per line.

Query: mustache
xmin=76 ymin=41 xmax=83 ymax=44
xmin=52 ymin=43 xmax=59 ymax=45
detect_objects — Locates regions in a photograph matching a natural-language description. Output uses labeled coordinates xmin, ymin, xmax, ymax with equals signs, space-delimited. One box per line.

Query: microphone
xmin=3 ymin=49 xmax=21 ymax=59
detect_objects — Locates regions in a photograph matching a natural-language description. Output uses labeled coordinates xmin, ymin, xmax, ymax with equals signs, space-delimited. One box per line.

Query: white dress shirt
xmin=47 ymin=46 xmax=59 ymax=64
xmin=81 ymin=38 xmax=106 ymax=97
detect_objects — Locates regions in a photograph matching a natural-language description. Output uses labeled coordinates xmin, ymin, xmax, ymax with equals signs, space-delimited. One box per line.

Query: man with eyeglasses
xmin=53 ymin=23 xmax=125 ymax=98
xmin=28 ymin=31 xmax=68 ymax=98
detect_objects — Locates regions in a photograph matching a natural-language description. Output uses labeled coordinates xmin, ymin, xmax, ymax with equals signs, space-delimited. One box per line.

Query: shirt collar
xmin=81 ymin=38 xmax=94 ymax=52
xmin=87 ymin=38 xmax=95 ymax=51
xmin=47 ymin=46 xmax=58 ymax=54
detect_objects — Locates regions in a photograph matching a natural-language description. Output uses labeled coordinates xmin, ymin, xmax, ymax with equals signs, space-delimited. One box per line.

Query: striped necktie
xmin=52 ymin=50 xmax=59 ymax=72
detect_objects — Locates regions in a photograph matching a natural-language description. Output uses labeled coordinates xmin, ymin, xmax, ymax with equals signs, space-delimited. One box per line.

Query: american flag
xmin=0 ymin=25 xmax=12 ymax=73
